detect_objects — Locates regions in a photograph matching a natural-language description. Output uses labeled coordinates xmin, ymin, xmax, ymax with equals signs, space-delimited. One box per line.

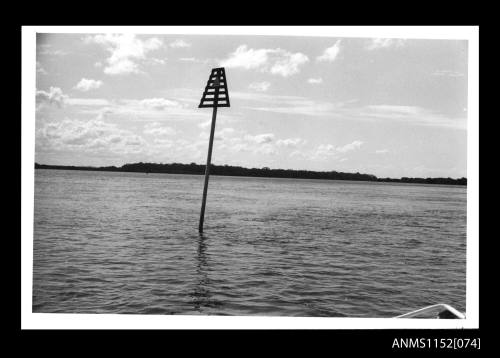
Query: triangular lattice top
xmin=198 ymin=68 xmax=230 ymax=108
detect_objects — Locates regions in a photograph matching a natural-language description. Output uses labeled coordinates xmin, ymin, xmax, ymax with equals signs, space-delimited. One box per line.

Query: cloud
xmin=317 ymin=40 xmax=341 ymax=62
xmin=276 ymin=138 xmax=307 ymax=148
xmin=270 ymin=52 xmax=309 ymax=77
xmin=244 ymin=133 xmax=275 ymax=144
xmin=36 ymin=61 xmax=47 ymax=75
xmin=64 ymin=94 xmax=208 ymax=122
xmin=360 ymin=105 xmax=466 ymax=129
xmin=177 ymin=57 xmax=212 ymax=64
xmin=196 ymin=130 xmax=305 ymax=159
xmin=244 ymin=96 xmax=343 ymax=117
xmin=214 ymin=127 xmax=236 ymax=141
xmin=153 ymin=138 xmax=174 ymax=147
xmin=36 ymin=118 xmax=147 ymax=154
xmin=37 ymin=44 xmax=68 ymax=56
xmin=206 ymin=132 xmax=277 ymax=155
xmin=217 ymin=134 xmax=306 ymax=156
xmin=307 ymin=78 xmax=323 ymax=84
xmin=249 ymin=81 xmax=271 ymax=92
xmin=375 ymin=149 xmax=389 ymax=154
xmin=336 ymin=140 xmax=363 ymax=153
xmin=235 ymin=91 xmax=465 ymax=129
xmin=231 ymin=91 xmax=304 ymax=103
xmin=143 ymin=122 xmax=177 ymax=136
xmin=220 ymin=45 xmax=309 ymax=77
xmin=236 ymin=133 xmax=277 ymax=155
xmin=66 ymin=98 xmax=111 ymax=106
xmin=218 ymin=127 xmax=235 ymax=137
xmin=85 ymin=34 xmax=163 ymax=75
xmin=139 ymin=98 xmax=181 ymax=110
xmin=231 ymin=91 xmax=355 ymax=117
xmin=220 ymin=45 xmax=270 ymax=70
xmin=198 ymin=120 xmax=211 ymax=129
xmin=170 ymin=39 xmax=191 ymax=48
xmin=36 ymin=87 xmax=68 ymax=107
xmin=365 ymin=38 xmax=406 ymax=50
xmin=96 ymin=108 xmax=114 ymax=120
xmin=312 ymin=140 xmax=363 ymax=160
xmin=74 ymin=78 xmax=103 ymax=92
xmin=149 ymin=58 xmax=167 ymax=65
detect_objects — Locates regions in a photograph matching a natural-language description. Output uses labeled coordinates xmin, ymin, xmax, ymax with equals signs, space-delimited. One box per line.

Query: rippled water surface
xmin=33 ymin=169 xmax=467 ymax=317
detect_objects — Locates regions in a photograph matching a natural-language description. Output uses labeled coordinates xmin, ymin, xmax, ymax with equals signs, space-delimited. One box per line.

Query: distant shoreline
xmin=34 ymin=162 xmax=467 ymax=186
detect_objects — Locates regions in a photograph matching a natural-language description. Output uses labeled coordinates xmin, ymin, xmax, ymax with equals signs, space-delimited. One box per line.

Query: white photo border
xmin=21 ymin=25 xmax=479 ymax=329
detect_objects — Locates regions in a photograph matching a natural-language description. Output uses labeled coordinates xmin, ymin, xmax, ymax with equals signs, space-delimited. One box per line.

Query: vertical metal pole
xmin=199 ymin=94 xmax=218 ymax=233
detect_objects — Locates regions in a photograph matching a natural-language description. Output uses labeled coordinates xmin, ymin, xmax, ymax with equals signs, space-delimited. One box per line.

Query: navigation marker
xmin=198 ymin=67 xmax=230 ymax=233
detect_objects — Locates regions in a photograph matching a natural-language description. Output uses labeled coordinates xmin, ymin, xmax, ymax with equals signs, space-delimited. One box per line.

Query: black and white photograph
xmin=21 ymin=26 xmax=479 ymax=329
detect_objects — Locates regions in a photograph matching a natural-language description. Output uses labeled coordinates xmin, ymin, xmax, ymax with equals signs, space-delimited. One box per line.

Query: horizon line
xmin=34 ymin=161 xmax=467 ymax=181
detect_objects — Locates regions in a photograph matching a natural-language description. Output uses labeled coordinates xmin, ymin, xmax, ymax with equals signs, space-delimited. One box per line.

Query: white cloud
xmin=214 ymin=127 xmax=236 ymax=141
xmin=194 ymin=130 xmax=285 ymax=158
xmin=66 ymin=98 xmax=111 ymax=106
xmin=218 ymin=127 xmax=235 ymax=137
xmin=220 ymin=45 xmax=309 ymax=77
xmin=96 ymin=108 xmax=114 ymax=120
xmin=244 ymin=133 xmax=275 ymax=144
xmin=290 ymin=150 xmax=306 ymax=159
xmin=198 ymin=120 xmax=211 ymax=129
xmin=246 ymin=98 xmax=342 ymax=117
xmin=231 ymin=91 xmax=357 ymax=118
xmin=231 ymin=91 xmax=304 ymax=103
xmin=336 ymin=140 xmax=363 ymax=153
xmin=360 ymin=105 xmax=465 ymax=129
xmin=249 ymin=81 xmax=271 ymax=92
xmin=36 ymin=118 xmax=147 ymax=154
xmin=375 ymin=149 xmax=389 ymax=154
xmin=270 ymin=52 xmax=309 ymax=77
xmin=63 ymin=95 xmax=207 ymax=122
xmin=366 ymin=38 xmax=406 ymax=50
xmin=85 ymin=34 xmax=163 ymax=75
xmin=150 ymin=58 xmax=167 ymax=65
xmin=36 ymin=61 xmax=47 ymax=75
xmin=276 ymin=138 xmax=307 ymax=148
xmin=139 ymin=98 xmax=182 ymax=110
xmin=317 ymin=40 xmax=341 ymax=62
xmin=37 ymin=44 xmax=68 ymax=56
xmin=153 ymin=138 xmax=174 ymax=147
xmin=312 ymin=140 xmax=363 ymax=160
xmin=36 ymin=87 xmax=68 ymax=107
xmin=254 ymin=144 xmax=277 ymax=156
xmin=220 ymin=45 xmax=270 ymax=70
xmin=170 ymin=39 xmax=191 ymax=48
xmin=143 ymin=122 xmax=177 ymax=136
xmin=307 ymin=78 xmax=323 ymax=84
xmin=178 ymin=57 xmax=212 ymax=64
xmin=74 ymin=78 xmax=103 ymax=92
xmin=238 ymin=92 xmax=465 ymax=129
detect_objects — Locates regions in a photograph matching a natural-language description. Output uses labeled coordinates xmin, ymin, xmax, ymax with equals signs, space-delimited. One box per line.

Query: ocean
xmin=32 ymin=169 xmax=467 ymax=317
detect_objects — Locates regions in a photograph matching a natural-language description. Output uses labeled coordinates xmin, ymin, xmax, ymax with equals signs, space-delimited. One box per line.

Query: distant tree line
xmin=34 ymin=162 xmax=467 ymax=186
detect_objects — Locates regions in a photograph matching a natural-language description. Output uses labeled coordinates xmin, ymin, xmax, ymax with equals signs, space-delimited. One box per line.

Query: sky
xmin=34 ymin=32 xmax=468 ymax=178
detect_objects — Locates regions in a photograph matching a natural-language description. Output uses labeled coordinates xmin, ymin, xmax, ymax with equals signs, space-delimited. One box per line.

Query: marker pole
xmin=198 ymin=93 xmax=218 ymax=233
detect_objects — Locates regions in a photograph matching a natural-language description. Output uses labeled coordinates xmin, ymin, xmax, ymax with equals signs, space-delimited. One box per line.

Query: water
xmin=32 ymin=169 xmax=467 ymax=317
